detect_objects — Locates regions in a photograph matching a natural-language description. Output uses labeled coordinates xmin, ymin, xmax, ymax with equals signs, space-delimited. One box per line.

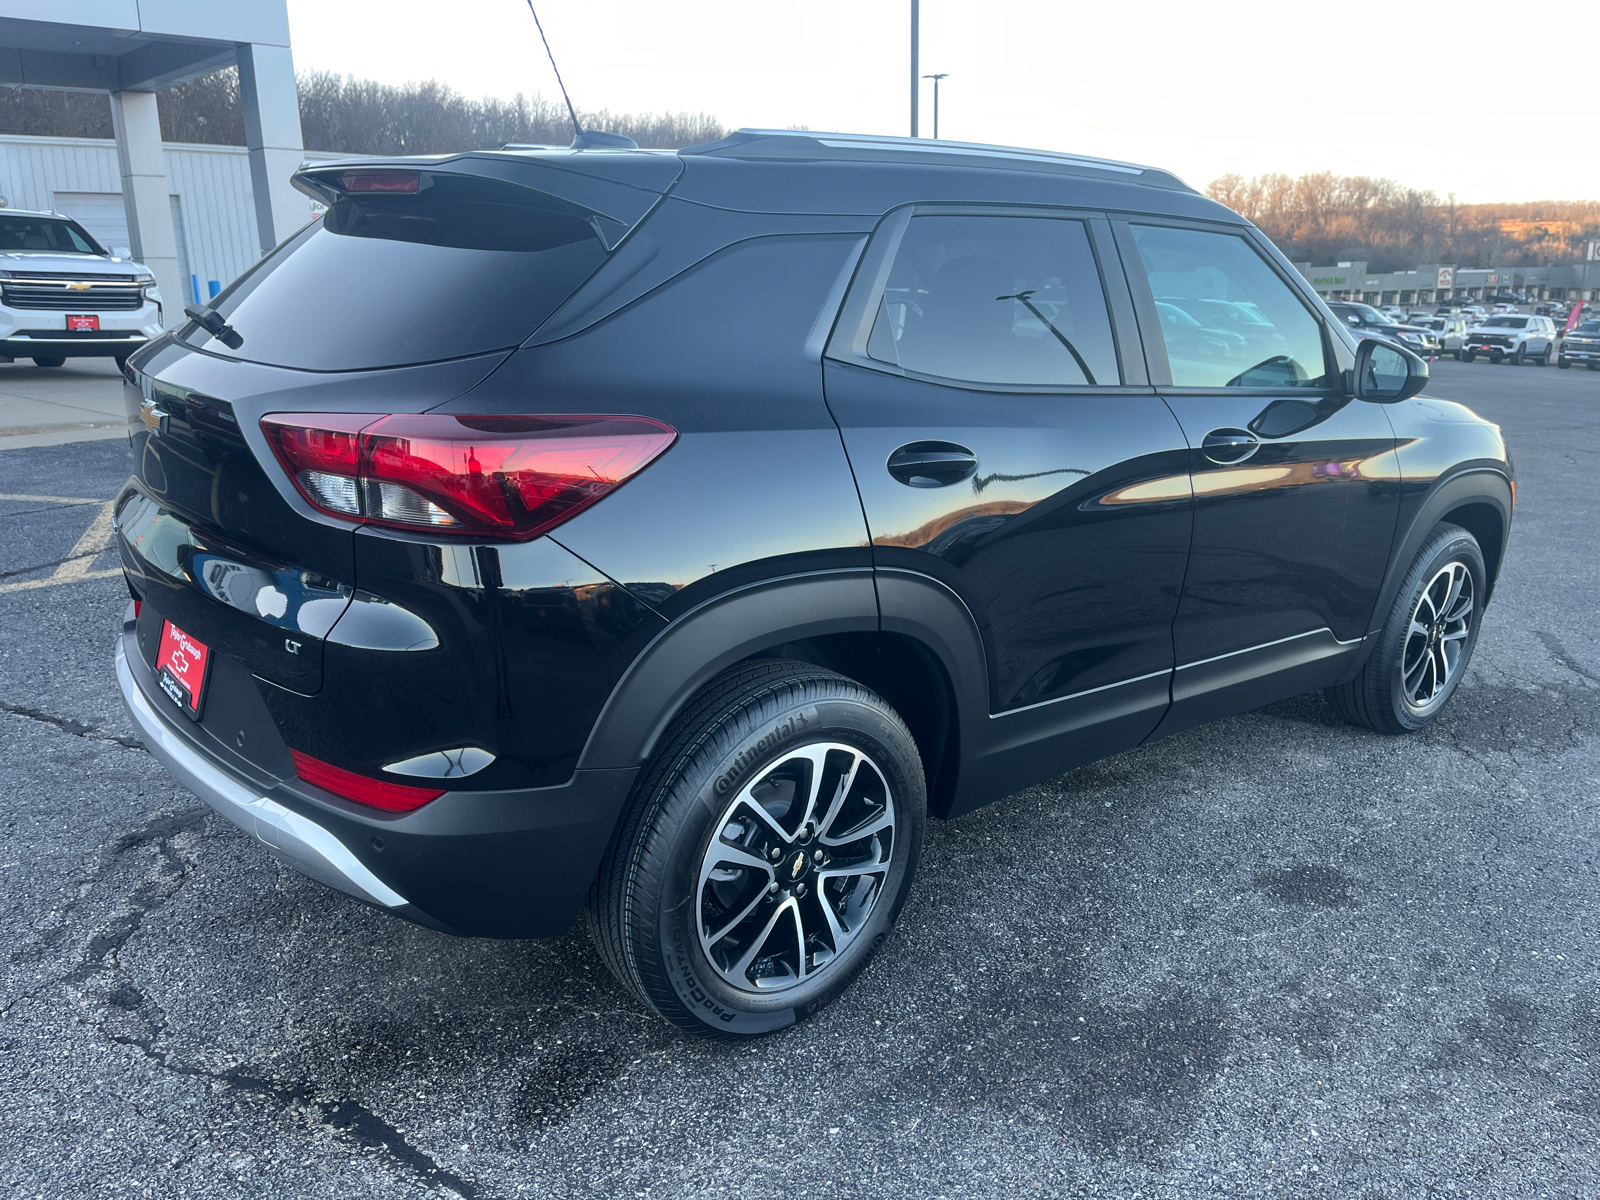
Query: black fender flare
xmin=576 ymin=566 xmax=994 ymax=817
xmin=577 ymin=570 xmax=880 ymax=771
xmin=1340 ymin=465 xmax=1511 ymax=682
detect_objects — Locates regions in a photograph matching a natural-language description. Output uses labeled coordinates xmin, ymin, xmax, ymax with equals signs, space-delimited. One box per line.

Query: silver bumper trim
xmin=116 ymin=639 xmax=406 ymax=908
xmin=1 ymin=334 xmax=150 ymax=344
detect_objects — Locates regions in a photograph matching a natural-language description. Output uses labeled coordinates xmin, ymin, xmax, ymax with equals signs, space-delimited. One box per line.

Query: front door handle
xmin=1201 ymin=428 xmax=1260 ymax=465
xmin=887 ymin=441 xmax=979 ymax=488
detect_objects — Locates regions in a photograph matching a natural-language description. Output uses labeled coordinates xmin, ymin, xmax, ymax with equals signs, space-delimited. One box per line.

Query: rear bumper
xmin=118 ymin=635 xmax=409 ymax=909
xmin=116 ymin=622 xmax=639 ymax=938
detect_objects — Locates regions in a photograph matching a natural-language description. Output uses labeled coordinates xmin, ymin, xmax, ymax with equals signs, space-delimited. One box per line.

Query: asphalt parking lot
xmin=1 ymin=358 xmax=1596 ymax=1199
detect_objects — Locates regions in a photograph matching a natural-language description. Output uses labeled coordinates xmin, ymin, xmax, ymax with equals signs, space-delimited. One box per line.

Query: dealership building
xmin=1294 ymin=258 xmax=1600 ymax=307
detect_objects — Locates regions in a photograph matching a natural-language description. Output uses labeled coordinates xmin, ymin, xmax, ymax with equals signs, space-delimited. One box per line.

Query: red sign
xmin=156 ymin=619 xmax=210 ymax=716
xmin=66 ymin=314 xmax=99 ymax=331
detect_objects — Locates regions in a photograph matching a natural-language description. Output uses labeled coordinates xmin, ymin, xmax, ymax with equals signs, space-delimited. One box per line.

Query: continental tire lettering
xmin=712 ymin=706 xmax=819 ymax=796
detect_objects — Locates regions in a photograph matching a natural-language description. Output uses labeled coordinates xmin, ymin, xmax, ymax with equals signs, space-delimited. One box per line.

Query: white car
xmin=1492 ymin=303 xmax=1518 ymax=314
xmin=1461 ymin=305 xmax=1488 ymax=321
xmin=0 ymin=208 xmax=163 ymax=368
xmin=1461 ymin=314 xmax=1561 ymax=365
xmin=1411 ymin=315 xmax=1469 ymax=357
xmin=1379 ymin=305 xmax=1408 ymax=322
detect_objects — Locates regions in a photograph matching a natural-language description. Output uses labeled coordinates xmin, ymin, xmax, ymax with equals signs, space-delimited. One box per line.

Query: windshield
xmin=0 ymin=216 xmax=104 ymax=255
xmin=1417 ymin=319 xmax=1444 ymax=330
xmin=1484 ymin=316 xmax=1528 ymax=328
xmin=1574 ymin=321 xmax=1600 ymax=335
xmin=181 ymin=172 xmax=607 ymax=371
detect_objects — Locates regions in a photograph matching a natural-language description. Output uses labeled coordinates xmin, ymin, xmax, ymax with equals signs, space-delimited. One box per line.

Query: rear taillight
xmin=261 ymin=413 xmax=676 ymax=540
xmin=340 ymin=169 xmax=419 ymax=193
xmin=291 ymin=749 xmax=443 ymax=812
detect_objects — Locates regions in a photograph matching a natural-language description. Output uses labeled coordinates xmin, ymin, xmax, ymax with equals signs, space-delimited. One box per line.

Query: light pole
xmin=923 ymin=72 xmax=948 ymax=139
xmin=910 ymin=0 xmax=919 ymax=137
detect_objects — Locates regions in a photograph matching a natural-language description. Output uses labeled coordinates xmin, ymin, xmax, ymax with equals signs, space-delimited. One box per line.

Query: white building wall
xmin=0 ymin=133 xmax=348 ymax=305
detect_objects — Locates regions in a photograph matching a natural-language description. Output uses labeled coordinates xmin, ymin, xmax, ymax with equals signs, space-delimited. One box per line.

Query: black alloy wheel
xmin=587 ymin=659 xmax=925 ymax=1038
xmin=1326 ymin=523 xmax=1485 ymax=734
xmin=1537 ymin=344 xmax=1551 ymax=367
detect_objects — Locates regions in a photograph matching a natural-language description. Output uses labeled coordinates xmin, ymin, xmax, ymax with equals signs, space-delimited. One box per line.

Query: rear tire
xmin=30 ymin=356 xmax=65 ymax=368
xmin=1326 ymin=523 xmax=1485 ymax=735
xmin=587 ymin=659 xmax=926 ymax=1038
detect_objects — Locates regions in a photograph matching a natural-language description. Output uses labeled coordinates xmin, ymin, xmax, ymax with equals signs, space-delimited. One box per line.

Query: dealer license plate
xmin=66 ymin=314 xmax=100 ymax=331
xmin=156 ymin=619 xmax=210 ymax=719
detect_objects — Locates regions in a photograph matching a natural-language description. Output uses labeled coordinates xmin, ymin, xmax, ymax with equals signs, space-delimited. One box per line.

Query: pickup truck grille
xmin=1469 ymin=334 xmax=1510 ymax=347
xmin=1 ymin=276 xmax=144 ymax=311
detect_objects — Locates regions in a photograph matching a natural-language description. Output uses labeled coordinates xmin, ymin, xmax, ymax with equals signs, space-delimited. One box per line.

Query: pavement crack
xmin=31 ymin=808 xmax=490 ymax=1200
xmin=1536 ymin=631 xmax=1600 ymax=687
xmin=0 ymin=698 xmax=146 ymax=751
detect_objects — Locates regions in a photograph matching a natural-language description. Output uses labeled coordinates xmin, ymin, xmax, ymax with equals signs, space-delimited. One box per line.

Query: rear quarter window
xmin=182 ymin=172 xmax=607 ymax=371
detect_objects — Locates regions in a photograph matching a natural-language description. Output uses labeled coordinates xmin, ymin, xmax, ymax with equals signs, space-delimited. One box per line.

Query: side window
xmin=1130 ymin=224 xmax=1332 ymax=389
xmin=869 ymin=214 xmax=1120 ymax=387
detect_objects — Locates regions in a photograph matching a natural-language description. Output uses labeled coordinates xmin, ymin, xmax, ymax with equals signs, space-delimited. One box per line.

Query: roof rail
xmin=681 ymin=128 xmax=1192 ymax=190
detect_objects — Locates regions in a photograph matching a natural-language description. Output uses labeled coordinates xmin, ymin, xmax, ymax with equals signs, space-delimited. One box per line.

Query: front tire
xmin=30 ymin=356 xmax=65 ymax=368
xmin=1507 ymin=346 xmax=1522 ymax=365
xmin=587 ymin=660 xmax=926 ymax=1038
xmin=1326 ymin=523 xmax=1486 ymax=734
xmin=1559 ymin=357 xmax=1571 ymax=369
xmin=1462 ymin=350 xmax=1476 ymax=363
xmin=1537 ymin=344 xmax=1551 ymax=367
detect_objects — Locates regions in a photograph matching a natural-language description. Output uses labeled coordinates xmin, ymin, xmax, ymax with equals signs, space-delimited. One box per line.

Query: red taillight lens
xmin=260 ymin=413 xmax=675 ymax=540
xmin=291 ymin=749 xmax=443 ymax=812
xmin=340 ymin=170 xmax=419 ymax=193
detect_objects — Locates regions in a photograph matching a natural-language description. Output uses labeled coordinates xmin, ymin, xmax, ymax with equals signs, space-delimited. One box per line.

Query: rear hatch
xmin=120 ymin=151 xmax=680 ymax=703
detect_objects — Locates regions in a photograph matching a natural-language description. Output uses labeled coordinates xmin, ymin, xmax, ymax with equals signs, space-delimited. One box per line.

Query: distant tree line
xmin=1207 ymin=171 xmax=1600 ymax=270
xmin=0 ymin=66 xmax=725 ymax=153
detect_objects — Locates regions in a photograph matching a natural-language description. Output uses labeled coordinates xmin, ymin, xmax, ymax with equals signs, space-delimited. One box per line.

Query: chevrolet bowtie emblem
xmin=65 ymin=281 xmax=93 ymax=291
xmin=138 ymin=398 xmax=168 ymax=436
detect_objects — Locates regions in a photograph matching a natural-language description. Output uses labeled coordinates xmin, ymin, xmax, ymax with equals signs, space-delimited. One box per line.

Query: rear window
xmin=181 ymin=172 xmax=607 ymax=371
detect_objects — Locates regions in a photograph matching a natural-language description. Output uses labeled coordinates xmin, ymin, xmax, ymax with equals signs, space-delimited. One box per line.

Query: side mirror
xmin=111 ymin=245 xmax=131 ymax=259
xmin=1352 ymin=337 xmax=1428 ymax=403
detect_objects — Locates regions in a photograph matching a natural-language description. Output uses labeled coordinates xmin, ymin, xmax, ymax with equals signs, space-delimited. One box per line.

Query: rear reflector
xmin=340 ymin=170 xmax=420 ymax=193
xmin=261 ymin=413 xmax=676 ymax=540
xmin=291 ymin=749 xmax=444 ymax=812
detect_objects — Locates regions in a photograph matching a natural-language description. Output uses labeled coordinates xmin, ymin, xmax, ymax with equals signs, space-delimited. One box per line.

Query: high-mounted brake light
xmin=291 ymin=749 xmax=444 ymax=812
xmin=340 ymin=170 xmax=420 ymax=193
xmin=261 ymin=413 xmax=677 ymax=540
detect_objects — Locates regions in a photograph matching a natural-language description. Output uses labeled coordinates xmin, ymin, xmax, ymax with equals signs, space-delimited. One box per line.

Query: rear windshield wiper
xmin=184 ymin=303 xmax=244 ymax=350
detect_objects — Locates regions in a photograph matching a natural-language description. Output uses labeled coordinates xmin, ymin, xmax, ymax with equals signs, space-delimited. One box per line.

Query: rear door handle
xmin=886 ymin=441 xmax=979 ymax=488
xmin=1201 ymin=428 xmax=1260 ymax=465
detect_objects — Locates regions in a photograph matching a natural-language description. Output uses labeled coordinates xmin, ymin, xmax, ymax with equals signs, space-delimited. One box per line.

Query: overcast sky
xmin=286 ymin=0 xmax=1597 ymax=204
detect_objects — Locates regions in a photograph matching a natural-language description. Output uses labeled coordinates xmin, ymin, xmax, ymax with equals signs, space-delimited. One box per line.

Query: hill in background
xmin=1207 ymin=172 xmax=1599 ymax=270
xmin=0 ymin=66 xmax=724 ymax=153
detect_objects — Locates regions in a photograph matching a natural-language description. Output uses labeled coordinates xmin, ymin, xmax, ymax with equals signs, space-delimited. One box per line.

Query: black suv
xmin=115 ymin=130 xmax=1513 ymax=1038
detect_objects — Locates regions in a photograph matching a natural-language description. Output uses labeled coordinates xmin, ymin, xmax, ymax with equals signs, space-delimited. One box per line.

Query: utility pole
xmin=910 ymin=0 xmax=919 ymax=137
xmin=923 ymin=73 xmax=948 ymax=139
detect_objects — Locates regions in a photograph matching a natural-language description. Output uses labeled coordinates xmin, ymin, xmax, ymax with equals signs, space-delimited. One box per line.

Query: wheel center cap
xmin=785 ymin=850 xmax=809 ymax=883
